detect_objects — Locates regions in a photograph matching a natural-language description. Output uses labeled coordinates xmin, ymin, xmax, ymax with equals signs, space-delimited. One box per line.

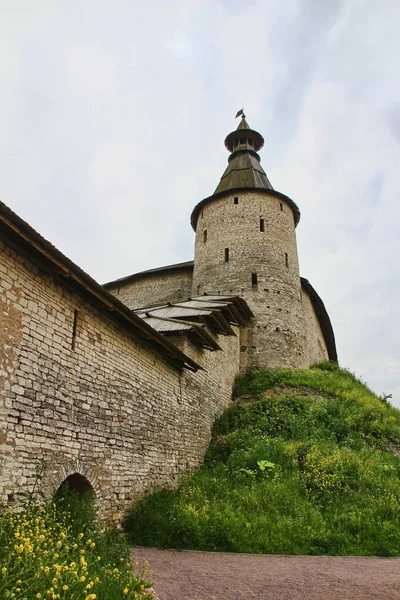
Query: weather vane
xmin=235 ymin=108 xmax=246 ymax=119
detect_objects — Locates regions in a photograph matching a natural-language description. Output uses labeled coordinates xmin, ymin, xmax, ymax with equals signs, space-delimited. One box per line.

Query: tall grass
xmin=0 ymin=486 xmax=153 ymax=599
xmin=127 ymin=363 xmax=400 ymax=556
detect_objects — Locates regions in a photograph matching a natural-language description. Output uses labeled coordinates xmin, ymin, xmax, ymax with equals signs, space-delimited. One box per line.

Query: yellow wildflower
xmin=123 ymin=589 xmax=129 ymax=595
xmin=62 ymin=585 xmax=68 ymax=591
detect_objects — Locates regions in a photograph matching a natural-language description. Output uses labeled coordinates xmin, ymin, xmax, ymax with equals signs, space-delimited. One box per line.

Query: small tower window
xmin=225 ymin=248 xmax=229 ymax=262
xmin=248 ymin=138 xmax=253 ymax=146
xmin=280 ymin=202 xmax=284 ymax=211
xmin=260 ymin=218 xmax=265 ymax=232
xmin=251 ymin=273 xmax=258 ymax=286
xmin=234 ymin=197 xmax=239 ymax=205
xmin=285 ymin=252 xmax=289 ymax=267
xmin=71 ymin=309 xmax=79 ymax=350
xmin=203 ymin=230 xmax=207 ymax=243
xmin=239 ymin=137 xmax=245 ymax=144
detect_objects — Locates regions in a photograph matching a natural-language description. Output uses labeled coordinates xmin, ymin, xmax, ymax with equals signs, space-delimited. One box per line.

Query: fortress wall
xmin=108 ymin=269 xmax=193 ymax=310
xmin=302 ymin=288 xmax=329 ymax=365
xmin=0 ymin=239 xmax=239 ymax=522
xmin=168 ymin=329 xmax=240 ymax=373
xmin=192 ymin=191 xmax=308 ymax=370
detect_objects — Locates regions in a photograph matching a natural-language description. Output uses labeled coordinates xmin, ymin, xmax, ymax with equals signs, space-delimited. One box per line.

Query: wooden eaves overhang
xmin=141 ymin=315 xmax=222 ymax=351
xmin=135 ymin=295 xmax=254 ymax=351
xmin=0 ymin=200 xmax=200 ymax=372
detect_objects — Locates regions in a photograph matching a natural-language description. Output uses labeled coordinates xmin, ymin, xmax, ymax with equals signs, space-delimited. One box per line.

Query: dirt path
xmin=132 ymin=547 xmax=400 ymax=600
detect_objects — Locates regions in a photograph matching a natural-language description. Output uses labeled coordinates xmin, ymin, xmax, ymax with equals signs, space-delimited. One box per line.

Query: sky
xmin=0 ymin=0 xmax=399 ymax=405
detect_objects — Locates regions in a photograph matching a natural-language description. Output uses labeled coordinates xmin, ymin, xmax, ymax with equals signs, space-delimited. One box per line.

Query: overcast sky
xmin=1 ymin=0 xmax=399 ymax=406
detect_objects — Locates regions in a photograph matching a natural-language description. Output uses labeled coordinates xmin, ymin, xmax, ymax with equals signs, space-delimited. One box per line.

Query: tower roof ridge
xmin=236 ymin=116 xmax=250 ymax=130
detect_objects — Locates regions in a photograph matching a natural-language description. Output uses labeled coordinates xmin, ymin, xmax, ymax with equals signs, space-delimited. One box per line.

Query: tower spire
xmin=214 ymin=116 xmax=274 ymax=194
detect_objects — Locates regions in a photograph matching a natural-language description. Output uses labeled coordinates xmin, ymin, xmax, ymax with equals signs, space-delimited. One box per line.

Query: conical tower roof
xmin=190 ymin=114 xmax=301 ymax=230
xmin=214 ymin=115 xmax=273 ymax=194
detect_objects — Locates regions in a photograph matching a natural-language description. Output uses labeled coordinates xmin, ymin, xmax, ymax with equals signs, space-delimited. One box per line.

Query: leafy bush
xmin=127 ymin=364 xmax=400 ymax=556
xmin=0 ymin=487 xmax=153 ymax=600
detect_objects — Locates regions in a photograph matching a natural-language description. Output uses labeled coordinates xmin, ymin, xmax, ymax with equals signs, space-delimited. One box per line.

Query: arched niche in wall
xmin=55 ymin=472 xmax=94 ymax=498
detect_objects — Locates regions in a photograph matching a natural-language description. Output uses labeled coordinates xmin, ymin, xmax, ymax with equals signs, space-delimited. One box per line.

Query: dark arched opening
xmin=54 ymin=473 xmax=95 ymax=533
xmin=55 ymin=472 xmax=93 ymax=498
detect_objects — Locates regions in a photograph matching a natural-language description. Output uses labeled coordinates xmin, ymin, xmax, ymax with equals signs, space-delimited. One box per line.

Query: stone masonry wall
xmin=109 ymin=269 xmax=193 ymax=310
xmin=192 ymin=191 xmax=310 ymax=370
xmin=0 ymin=239 xmax=239 ymax=521
xmin=302 ymin=288 xmax=329 ymax=365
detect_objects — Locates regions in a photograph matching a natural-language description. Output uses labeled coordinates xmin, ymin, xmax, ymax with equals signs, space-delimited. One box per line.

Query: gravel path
xmin=132 ymin=547 xmax=400 ymax=600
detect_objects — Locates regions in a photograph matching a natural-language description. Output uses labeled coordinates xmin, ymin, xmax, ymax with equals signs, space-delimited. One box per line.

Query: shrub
xmin=0 ymin=488 xmax=153 ymax=600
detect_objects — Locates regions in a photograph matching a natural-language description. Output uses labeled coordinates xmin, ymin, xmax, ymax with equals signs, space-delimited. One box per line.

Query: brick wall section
xmin=302 ymin=288 xmax=329 ymax=365
xmin=192 ymin=191 xmax=310 ymax=370
xmin=0 ymin=240 xmax=239 ymax=521
xmin=108 ymin=270 xmax=193 ymax=310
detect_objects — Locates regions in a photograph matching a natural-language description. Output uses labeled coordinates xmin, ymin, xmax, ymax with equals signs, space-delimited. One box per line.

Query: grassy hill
xmin=126 ymin=363 xmax=400 ymax=556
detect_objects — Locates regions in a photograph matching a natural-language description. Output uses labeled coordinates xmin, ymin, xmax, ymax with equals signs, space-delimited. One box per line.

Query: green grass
xmin=126 ymin=362 xmax=400 ymax=556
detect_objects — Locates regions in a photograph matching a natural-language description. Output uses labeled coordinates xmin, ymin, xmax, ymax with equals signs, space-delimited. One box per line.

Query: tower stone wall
xmin=192 ymin=190 xmax=306 ymax=369
xmin=302 ymin=289 xmax=330 ymax=365
xmin=110 ymin=268 xmax=193 ymax=310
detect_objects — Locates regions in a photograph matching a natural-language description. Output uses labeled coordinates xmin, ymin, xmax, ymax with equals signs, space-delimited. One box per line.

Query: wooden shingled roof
xmin=214 ymin=151 xmax=273 ymax=194
xmin=216 ymin=116 xmax=272 ymax=194
xmin=135 ymin=295 xmax=254 ymax=350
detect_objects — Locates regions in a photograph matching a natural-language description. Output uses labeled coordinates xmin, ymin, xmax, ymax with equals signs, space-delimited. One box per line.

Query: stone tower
xmin=191 ymin=114 xmax=308 ymax=370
